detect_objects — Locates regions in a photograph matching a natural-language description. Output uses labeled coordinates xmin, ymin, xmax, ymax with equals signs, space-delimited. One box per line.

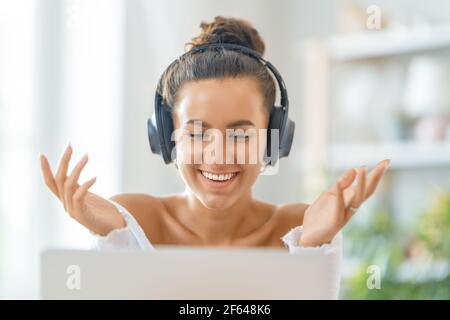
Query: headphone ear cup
xmin=266 ymin=107 xmax=295 ymax=166
xmin=147 ymin=114 xmax=162 ymax=156
xmin=158 ymin=105 xmax=175 ymax=164
xmin=279 ymin=118 xmax=295 ymax=158
xmin=265 ymin=107 xmax=284 ymax=166
xmin=149 ymin=91 xmax=175 ymax=164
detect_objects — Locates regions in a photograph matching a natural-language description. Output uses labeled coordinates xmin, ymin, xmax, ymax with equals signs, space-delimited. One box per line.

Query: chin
xmin=198 ymin=194 xmax=236 ymax=211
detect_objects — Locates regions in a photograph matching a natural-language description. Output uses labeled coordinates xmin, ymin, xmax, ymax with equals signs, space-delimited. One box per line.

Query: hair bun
xmin=186 ymin=16 xmax=265 ymax=55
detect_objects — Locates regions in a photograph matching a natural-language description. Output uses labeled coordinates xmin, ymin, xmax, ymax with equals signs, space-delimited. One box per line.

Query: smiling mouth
xmin=198 ymin=170 xmax=240 ymax=186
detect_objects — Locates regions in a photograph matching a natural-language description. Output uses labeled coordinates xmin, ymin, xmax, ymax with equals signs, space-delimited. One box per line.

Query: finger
xmin=64 ymin=154 xmax=88 ymax=212
xmin=72 ymin=177 xmax=97 ymax=218
xmin=328 ymin=168 xmax=357 ymax=195
xmin=348 ymin=166 xmax=366 ymax=218
xmin=55 ymin=144 xmax=73 ymax=210
xmin=39 ymin=153 xmax=60 ymax=198
xmin=339 ymin=168 xmax=357 ymax=189
xmin=364 ymin=159 xmax=390 ymax=199
xmin=354 ymin=166 xmax=367 ymax=204
xmin=336 ymin=180 xmax=346 ymax=220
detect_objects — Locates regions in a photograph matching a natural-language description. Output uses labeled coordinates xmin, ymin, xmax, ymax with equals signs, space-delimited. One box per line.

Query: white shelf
xmin=327 ymin=24 xmax=450 ymax=61
xmin=327 ymin=141 xmax=450 ymax=171
xmin=300 ymin=27 xmax=450 ymax=195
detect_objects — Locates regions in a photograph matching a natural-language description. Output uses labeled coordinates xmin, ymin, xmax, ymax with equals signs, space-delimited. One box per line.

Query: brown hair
xmin=159 ymin=16 xmax=276 ymax=115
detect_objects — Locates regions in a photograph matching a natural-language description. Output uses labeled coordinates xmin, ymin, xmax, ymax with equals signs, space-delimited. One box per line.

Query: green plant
xmin=341 ymin=192 xmax=450 ymax=299
xmin=417 ymin=191 xmax=450 ymax=259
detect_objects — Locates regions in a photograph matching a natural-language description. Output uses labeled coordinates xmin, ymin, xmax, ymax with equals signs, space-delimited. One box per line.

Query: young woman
xmin=39 ymin=16 xmax=389 ymax=294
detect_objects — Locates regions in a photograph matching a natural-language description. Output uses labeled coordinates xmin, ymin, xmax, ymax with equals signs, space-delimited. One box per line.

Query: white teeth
xmin=201 ymin=171 xmax=236 ymax=182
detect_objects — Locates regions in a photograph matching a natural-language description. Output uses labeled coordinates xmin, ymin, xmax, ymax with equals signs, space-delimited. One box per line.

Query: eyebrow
xmin=184 ymin=119 xmax=255 ymax=128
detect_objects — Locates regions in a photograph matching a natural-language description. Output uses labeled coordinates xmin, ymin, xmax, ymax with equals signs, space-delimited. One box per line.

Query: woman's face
xmin=173 ymin=77 xmax=269 ymax=210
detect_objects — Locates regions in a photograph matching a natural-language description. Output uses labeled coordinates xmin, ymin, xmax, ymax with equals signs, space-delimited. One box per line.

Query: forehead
xmin=174 ymin=77 xmax=267 ymax=126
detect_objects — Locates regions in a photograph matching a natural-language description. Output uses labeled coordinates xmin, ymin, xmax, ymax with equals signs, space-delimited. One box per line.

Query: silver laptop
xmin=41 ymin=247 xmax=339 ymax=299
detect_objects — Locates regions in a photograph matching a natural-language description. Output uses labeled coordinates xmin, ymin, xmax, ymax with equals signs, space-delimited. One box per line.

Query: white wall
xmin=0 ymin=0 xmax=125 ymax=298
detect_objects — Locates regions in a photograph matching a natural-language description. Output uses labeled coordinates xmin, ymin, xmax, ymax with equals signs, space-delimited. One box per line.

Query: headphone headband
xmin=190 ymin=43 xmax=288 ymax=105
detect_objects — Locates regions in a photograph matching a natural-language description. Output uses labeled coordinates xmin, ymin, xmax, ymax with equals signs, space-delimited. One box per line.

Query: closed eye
xmin=189 ymin=133 xmax=203 ymax=139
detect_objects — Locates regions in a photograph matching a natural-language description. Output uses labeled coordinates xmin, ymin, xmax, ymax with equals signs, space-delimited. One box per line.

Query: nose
xmin=201 ymin=129 xmax=227 ymax=165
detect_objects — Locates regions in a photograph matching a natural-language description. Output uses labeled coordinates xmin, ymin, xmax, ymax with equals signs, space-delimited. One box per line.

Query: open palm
xmin=300 ymin=159 xmax=390 ymax=247
xmin=39 ymin=144 xmax=125 ymax=235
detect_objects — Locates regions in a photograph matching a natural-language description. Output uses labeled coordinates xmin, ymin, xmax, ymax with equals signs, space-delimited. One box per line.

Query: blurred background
xmin=0 ymin=0 xmax=449 ymax=299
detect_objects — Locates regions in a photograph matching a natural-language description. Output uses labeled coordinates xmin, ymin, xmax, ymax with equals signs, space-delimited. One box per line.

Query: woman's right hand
xmin=39 ymin=144 xmax=125 ymax=236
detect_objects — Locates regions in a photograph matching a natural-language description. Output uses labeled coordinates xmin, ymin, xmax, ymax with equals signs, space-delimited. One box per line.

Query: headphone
xmin=147 ymin=43 xmax=295 ymax=166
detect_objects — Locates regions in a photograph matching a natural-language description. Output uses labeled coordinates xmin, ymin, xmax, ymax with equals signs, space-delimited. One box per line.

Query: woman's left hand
xmin=299 ymin=159 xmax=391 ymax=247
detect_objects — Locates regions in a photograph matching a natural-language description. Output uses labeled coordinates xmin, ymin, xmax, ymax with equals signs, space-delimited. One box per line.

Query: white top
xmin=91 ymin=199 xmax=343 ymax=297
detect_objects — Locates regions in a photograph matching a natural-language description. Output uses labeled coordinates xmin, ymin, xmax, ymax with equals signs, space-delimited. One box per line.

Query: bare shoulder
xmin=252 ymin=200 xmax=309 ymax=246
xmin=108 ymin=193 xmax=168 ymax=241
xmin=109 ymin=193 xmax=164 ymax=217
xmin=272 ymin=201 xmax=309 ymax=229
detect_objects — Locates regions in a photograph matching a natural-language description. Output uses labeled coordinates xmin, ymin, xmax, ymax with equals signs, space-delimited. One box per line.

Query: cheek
xmin=175 ymin=138 xmax=203 ymax=165
xmin=242 ymin=164 xmax=261 ymax=184
xmin=176 ymin=163 xmax=199 ymax=189
xmin=236 ymin=135 xmax=267 ymax=166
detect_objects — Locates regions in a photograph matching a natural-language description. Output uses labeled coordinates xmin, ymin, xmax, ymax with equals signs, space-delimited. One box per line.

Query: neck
xmin=180 ymin=188 xmax=256 ymax=245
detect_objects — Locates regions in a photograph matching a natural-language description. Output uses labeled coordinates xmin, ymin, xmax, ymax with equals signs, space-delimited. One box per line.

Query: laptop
xmin=41 ymin=247 xmax=340 ymax=299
